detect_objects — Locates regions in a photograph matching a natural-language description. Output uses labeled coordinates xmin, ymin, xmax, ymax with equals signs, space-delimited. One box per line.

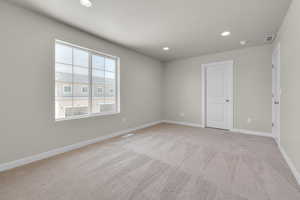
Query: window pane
xmin=74 ymin=48 xmax=89 ymax=67
xmin=99 ymin=102 xmax=115 ymax=113
xmin=104 ymin=76 xmax=116 ymax=112
xmin=73 ymin=66 xmax=88 ymax=83
xmin=55 ymin=80 xmax=73 ymax=119
xmin=92 ymin=69 xmax=105 ymax=80
xmin=55 ymin=41 xmax=119 ymax=120
xmin=55 ymin=98 xmax=72 ymax=119
xmin=73 ymin=65 xmax=89 ymax=116
xmin=72 ymin=99 xmax=89 ymax=116
xmin=92 ymin=55 xmax=105 ymax=70
xmin=55 ymin=43 xmax=72 ymax=64
xmin=105 ymin=72 xmax=115 ymax=97
xmin=91 ymin=66 xmax=105 ymax=113
xmin=56 ymin=63 xmax=72 ymax=74
xmin=105 ymin=71 xmax=115 ymax=80
xmin=105 ymin=58 xmax=116 ymax=72
xmin=55 ymin=64 xmax=72 ymax=83
xmin=91 ymin=85 xmax=105 ymax=113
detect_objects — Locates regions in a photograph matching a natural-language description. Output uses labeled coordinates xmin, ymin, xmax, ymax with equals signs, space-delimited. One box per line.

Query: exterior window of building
xmin=55 ymin=40 xmax=119 ymax=120
xmin=63 ymin=85 xmax=72 ymax=94
xmin=97 ymin=87 xmax=103 ymax=95
xmin=81 ymin=86 xmax=88 ymax=94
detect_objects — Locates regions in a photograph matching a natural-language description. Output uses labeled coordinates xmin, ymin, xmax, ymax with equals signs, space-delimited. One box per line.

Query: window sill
xmin=55 ymin=111 xmax=120 ymax=122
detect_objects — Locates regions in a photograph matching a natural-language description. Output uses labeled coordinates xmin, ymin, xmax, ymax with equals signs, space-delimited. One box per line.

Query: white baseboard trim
xmin=276 ymin=142 xmax=300 ymax=185
xmin=0 ymin=120 xmax=163 ymax=172
xmin=230 ymin=128 xmax=275 ymax=139
xmin=162 ymin=121 xmax=274 ymax=140
xmin=3 ymin=119 xmax=297 ymax=186
xmin=162 ymin=120 xmax=205 ymax=128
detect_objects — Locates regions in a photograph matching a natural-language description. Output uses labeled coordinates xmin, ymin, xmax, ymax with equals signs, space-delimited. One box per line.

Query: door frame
xmin=272 ymin=43 xmax=281 ymax=142
xmin=201 ymin=60 xmax=234 ymax=129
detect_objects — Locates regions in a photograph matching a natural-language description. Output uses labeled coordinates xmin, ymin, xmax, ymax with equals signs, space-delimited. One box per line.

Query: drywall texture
xmin=275 ymin=0 xmax=300 ymax=173
xmin=0 ymin=1 xmax=163 ymax=164
xmin=163 ymin=45 xmax=272 ymax=133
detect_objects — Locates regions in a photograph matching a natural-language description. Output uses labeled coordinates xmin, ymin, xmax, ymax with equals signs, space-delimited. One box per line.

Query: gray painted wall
xmin=0 ymin=1 xmax=163 ymax=164
xmin=0 ymin=1 xmax=277 ymax=167
xmin=275 ymin=0 xmax=300 ymax=173
xmin=163 ymin=45 xmax=272 ymax=133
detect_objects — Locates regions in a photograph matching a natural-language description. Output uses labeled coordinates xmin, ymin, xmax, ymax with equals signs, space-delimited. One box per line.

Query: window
xmin=55 ymin=40 xmax=119 ymax=120
xmin=81 ymin=86 xmax=88 ymax=94
xmin=97 ymin=87 xmax=103 ymax=95
xmin=63 ymin=85 xmax=72 ymax=94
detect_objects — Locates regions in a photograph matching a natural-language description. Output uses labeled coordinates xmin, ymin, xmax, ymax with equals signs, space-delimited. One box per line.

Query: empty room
xmin=0 ymin=0 xmax=300 ymax=199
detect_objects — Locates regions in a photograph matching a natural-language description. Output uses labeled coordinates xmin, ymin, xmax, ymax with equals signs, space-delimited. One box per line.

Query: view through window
xmin=55 ymin=41 xmax=119 ymax=120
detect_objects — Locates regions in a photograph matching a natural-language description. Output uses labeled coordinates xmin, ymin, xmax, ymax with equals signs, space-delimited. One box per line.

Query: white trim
xmin=162 ymin=120 xmax=274 ymax=139
xmin=201 ymin=60 xmax=234 ymax=130
xmin=53 ymin=39 xmax=121 ymax=122
xmin=55 ymin=111 xmax=120 ymax=122
xmin=162 ymin=120 xmax=204 ymax=128
xmin=201 ymin=65 xmax=206 ymax=127
xmin=227 ymin=64 xmax=234 ymax=130
xmin=272 ymin=43 xmax=281 ymax=143
xmin=232 ymin=127 xmax=300 ymax=185
xmin=230 ymin=128 xmax=275 ymax=138
xmin=277 ymin=142 xmax=300 ymax=185
xmin=0 ymin=121 xmax=162 ymax=172
xmin=2 ymin=120 xmax=298 ymax=186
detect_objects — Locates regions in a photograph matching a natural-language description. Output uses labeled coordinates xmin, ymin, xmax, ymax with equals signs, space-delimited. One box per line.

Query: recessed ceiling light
xmin=80 ymin=0 xmax=92 ymax=7
xmin=221 ymin=31 xmax=231 ymax=37
xmin=163 ymin=47 xmax=170 ymax=51
xmin=240 ymin=40 xmax=247 ymax=45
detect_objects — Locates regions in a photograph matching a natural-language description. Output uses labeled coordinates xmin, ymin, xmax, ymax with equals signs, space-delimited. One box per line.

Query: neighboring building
xmin=55 ymin=71 xmax=116 ymax=119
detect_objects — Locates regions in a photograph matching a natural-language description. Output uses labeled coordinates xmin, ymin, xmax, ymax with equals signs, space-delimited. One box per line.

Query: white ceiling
xmin=7 ymin=0 xmax=291 ymax=61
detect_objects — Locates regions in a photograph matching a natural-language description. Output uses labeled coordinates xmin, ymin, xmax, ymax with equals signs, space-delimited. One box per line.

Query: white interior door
xmin=272 ymin=44 xmax=281 ymax=141
xmin=204 ymin=61 xmax=233 ymax=130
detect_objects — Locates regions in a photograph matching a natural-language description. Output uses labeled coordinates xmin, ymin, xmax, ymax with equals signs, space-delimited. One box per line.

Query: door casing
xmin=272 ymin=44 xmax=281 ymax=142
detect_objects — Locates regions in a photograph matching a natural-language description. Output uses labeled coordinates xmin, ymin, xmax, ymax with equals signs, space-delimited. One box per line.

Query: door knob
xmin=274 ymin=101 xmax=280 ymax=105
xmin=225 ymin=99 xmax=230 ymax=102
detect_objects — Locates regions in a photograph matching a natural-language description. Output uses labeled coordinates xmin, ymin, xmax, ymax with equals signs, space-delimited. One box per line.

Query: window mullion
xmin=116 ymin=58 xmax=119 ymax=113
xmin=88 ymin=52 xmax=92 ymax=114
xmin=104 ymin=58 xmax=106 ymax=108
xmin=72 ymin=48 xmax=74 ymax=109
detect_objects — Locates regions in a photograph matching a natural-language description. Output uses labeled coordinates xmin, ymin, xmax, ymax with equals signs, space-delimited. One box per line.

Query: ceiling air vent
xmin=264 ymin=34 xmax=276 ymax=43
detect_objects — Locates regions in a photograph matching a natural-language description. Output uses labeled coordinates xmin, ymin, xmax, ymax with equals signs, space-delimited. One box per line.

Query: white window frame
xmin=53 ymin=39 xmax=121 ymax=121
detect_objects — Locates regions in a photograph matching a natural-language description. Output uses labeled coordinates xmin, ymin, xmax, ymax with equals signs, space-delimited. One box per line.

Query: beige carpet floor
xmin=0 ymin=123 xmax=299 ymax=200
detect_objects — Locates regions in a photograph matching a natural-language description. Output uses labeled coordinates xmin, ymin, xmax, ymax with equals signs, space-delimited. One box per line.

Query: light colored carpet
xmin=0 ymin=123 xmax=299 ymax=200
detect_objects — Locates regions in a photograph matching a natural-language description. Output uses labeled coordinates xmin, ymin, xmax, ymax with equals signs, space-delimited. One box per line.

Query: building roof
xmin=56 ymin=72 xmax=114 ymax=84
